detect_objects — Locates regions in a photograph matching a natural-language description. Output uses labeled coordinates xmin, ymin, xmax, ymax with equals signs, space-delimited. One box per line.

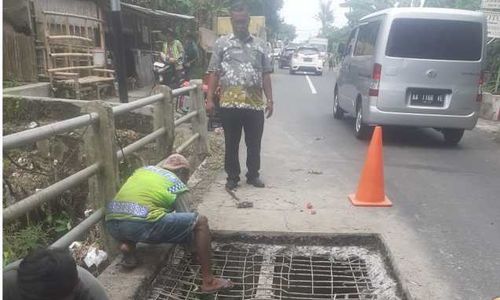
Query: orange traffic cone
xmin=349 ymin=126 xmax=392 ymax=207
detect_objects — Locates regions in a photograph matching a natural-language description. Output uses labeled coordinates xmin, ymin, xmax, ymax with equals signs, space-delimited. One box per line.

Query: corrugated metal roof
xmin=121 ymin=3 xmax=194 ymax=20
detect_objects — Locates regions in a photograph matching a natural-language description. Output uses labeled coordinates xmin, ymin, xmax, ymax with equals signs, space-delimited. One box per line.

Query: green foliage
xmin=484 ymin=40 xmax=500 ymax=94
xmin=424 ymin=0 xmax=480 ymax=10
xmin=3 ymin=80 xmax=21 ymax=88
xmin=45 ymin=211 xmax=72 ymax=238
xmin=316 ymin=0 xmax=334 ymax=37
xmin=276 ymin=23 xmax=297 ymax=42
xmin=3 ymin=210 xmax=72 ymax=266
xmin=123 ymin=0 xmax=294 ymax=41
xmin=3 ymin=224 xmax=50 ymax=266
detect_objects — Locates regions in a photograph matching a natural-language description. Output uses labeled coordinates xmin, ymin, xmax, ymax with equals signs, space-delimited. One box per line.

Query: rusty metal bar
xmin=175 ymin=133 xmax=200 ymax=154
xmin=174 ymin=111 xmax=198 ymax=127
xmin=50 ymin=208 xmax=105 ymax=249
xmin=3 ymin=163 xmax=101 ymax=223
xmin=3 ymin=113 xmax=99 ymax=151
xmin=112 ymin=93 xmax=164 ymax=116
xmin=117 ymin=128 xmax=166 ymax=160
xmin=172 ymin=85 xmax=197 ymax=97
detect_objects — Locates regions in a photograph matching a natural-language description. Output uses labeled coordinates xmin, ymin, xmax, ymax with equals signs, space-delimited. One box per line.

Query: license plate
xmin=409 ymin=89 xmax=449 ymax=107
xmin=303 ymin=58 xmax=313 ymax=62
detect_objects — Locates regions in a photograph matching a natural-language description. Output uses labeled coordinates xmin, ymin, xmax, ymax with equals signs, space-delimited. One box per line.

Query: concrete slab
xmin=197 ymin=123 xmax=456 ymax=299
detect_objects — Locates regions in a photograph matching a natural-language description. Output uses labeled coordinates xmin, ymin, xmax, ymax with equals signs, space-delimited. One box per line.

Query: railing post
xmin=152 ymin=85 xmax=175 ymax=160
xmin=83 ymin=101 xmax=120 ymax=255
xmin=189 ymin=80 xmax=209 ymax=162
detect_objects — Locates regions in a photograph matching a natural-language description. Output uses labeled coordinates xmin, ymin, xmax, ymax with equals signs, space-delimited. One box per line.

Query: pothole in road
xmin=147 ymin=232 xmax=409 ymax=300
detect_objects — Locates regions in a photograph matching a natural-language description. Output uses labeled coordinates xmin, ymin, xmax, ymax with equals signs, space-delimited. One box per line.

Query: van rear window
xmin=386 ymin=19 xmax=482 ymax=61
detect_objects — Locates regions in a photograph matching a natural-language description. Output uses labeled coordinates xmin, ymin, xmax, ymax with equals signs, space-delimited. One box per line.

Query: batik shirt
xmin=105 ymin=166 xmax=187 ymax=222
xmin=208 ymin=34 xmax=272 ymax=110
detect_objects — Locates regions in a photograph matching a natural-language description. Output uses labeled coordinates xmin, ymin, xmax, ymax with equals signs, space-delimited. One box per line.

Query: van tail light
xmin=369 ymin=63 xmax=382 ymax=97
xmin=476 ymin=71 xmax=484 ymax=102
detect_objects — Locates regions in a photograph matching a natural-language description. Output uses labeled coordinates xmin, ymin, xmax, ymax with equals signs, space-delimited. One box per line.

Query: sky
xmin=281 ymin=0 xmax=349 ymax=42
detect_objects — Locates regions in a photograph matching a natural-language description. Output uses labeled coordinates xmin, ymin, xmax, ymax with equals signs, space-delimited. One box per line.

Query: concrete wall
xmin=3 ymin=82 xmax=51 ymax=97
xmin=132 ymin=49 xmax=155 ymax=88
xmin=480 ymin=93 xmax=500 ymax=121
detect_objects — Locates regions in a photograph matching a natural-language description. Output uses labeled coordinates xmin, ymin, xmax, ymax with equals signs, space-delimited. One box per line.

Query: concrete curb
xmin=480 ymin=93 xmax=500 ymax=121
xmin=97 ymin=157 xmax=208 ymax=299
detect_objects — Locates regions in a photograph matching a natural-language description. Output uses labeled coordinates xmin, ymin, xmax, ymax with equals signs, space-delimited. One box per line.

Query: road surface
xmin=199 ymin=67 xmax=500 ymax=299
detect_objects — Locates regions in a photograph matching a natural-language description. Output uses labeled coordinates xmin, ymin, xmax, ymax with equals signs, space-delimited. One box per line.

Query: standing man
xmin=206 ymin=0 xmax=274 ymax=190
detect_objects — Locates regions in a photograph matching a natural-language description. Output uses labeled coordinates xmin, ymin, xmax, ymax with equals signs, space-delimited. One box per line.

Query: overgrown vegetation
xmin=3 ymin=80 xmax=22 ymax=88
xmin=3 ymin=213 xmax=72 ymax=266
xmin=123 ymin=0 xmax=296 ymax=41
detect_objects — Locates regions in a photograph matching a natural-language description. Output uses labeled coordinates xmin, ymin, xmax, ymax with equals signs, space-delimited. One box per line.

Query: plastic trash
xmin=83 ymin=247 xmax=108 ymax=268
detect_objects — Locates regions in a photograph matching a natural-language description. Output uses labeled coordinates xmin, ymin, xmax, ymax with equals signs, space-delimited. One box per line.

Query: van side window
xmin=354 ymin=21 xmax=380 ymax=56
xmin=345 ymin=29 xmax=358 ymax=56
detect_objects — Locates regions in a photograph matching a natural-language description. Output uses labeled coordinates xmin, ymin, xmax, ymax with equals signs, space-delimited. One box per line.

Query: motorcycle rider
xmin=162 ymin=28 xmax=185 ymax=83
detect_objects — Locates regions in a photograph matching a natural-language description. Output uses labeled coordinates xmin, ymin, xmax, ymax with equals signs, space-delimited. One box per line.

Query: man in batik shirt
xmin=206 ymin=0 xmax=274 ymax=190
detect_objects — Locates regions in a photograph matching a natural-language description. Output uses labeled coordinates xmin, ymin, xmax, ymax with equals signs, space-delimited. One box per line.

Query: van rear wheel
xmin=354 ymin=103 xmax=372 ymax=140
xmin=442 ymin=129 xmax=464 ymax=145
xmin=333 ymin=90 xmax=343 ymax=119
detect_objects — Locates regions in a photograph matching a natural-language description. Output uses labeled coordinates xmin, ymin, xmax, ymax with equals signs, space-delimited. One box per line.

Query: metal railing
xmin=2 ymin=81 xmax=209 ymax=249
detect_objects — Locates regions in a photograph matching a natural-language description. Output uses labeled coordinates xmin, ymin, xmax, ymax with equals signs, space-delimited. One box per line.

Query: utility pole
xmin=109 ymin=0 xmax=128 ymax=103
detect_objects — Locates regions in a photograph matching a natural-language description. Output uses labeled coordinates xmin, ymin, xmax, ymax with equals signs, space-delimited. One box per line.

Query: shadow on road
xmin=335 ymin=116 xmax=462 ymax=150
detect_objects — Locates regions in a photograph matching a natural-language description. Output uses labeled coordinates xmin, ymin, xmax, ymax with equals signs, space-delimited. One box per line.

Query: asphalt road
xmin=270 ymin=67 xmax=500 ymax=299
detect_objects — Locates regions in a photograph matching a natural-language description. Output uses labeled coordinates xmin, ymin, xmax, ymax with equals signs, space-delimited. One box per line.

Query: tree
xmin=316 ymin=0 xmax=334 ymax=37
xmin=276 ymin=23 xmax=297 ymax=42
xmin=423 ymin=0 xmax=480 ymax=10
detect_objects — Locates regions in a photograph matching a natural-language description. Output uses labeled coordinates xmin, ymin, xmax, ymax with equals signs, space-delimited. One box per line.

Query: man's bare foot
xmin=201 ymin=277 xmax=234 ymax=293
xmin=119 ymin=242 xmax=135 ymax=253
xmin=119 ymin=242 xmax=139 ymax=269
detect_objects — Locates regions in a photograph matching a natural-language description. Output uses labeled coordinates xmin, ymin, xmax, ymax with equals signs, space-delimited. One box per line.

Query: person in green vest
xmin=162 ymin=28 xmax=185 ymax=71
xmin=105 ymin=154 xmax=233 ymax=293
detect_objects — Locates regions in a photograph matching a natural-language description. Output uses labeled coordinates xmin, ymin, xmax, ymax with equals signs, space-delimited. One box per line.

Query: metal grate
xmin=148 ymin=245 xmax=264 ymax=300
xmin=272 ymin=255 xmax=375 ymax=299
xmin=148 ymin=244 xmax=381 ymax=300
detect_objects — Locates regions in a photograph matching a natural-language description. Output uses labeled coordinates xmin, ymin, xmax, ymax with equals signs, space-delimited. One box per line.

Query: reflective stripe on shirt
xmin=107 ymin=201 xmax=149 ymax=218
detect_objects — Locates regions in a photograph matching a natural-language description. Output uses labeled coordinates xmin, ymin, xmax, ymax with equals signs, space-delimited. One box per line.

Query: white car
xmin=290 ymin=47 xmax=323 ymax=76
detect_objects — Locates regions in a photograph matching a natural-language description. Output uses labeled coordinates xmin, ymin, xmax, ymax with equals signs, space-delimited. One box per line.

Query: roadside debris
xmin=28 ymin=121 xmax=38 ymax=129
xmin=304 ymin=202 xmax=316 ymax=215
xmin=83 ymin=246 xmax=108 ymax=268
xmin=308 ymin=170 xmax=323 ymax=175
xmin=225 ymin=187 xmax=254 ymax=209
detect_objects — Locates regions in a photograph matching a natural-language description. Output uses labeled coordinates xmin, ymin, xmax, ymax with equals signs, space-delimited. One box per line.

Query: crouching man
xmin=105 ymin=154 xmax=233 ymax=293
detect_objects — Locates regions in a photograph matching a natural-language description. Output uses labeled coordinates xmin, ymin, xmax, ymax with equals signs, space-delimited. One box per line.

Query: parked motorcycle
xmin=153 ymin=53 xmax=190 ymax=113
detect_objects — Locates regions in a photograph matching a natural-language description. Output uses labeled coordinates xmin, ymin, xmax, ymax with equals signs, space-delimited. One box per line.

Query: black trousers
xmin=220 ymin=108 xmax=264 ymax=182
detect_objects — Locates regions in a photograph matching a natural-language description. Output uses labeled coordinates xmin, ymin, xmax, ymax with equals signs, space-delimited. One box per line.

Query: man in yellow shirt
xmin=105 ymin=154 xmax=233 ymax=293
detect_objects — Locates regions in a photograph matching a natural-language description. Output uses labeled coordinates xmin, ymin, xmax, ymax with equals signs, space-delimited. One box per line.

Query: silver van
xmin=334 ymin=8 xmax=486 ymax=144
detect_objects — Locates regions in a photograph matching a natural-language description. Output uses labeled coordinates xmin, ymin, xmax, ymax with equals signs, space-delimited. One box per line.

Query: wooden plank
xmin=93 ymin=69 xmax=115 ymax=74
xmin=50 ymin=53 xmax=93 ymax=58
xmin=43 ymin=11 xmax=103 ymax=23
xmin=48 ymin=65 xmax=100 ymax=72
xmin=60 ymin=76 xmax=114 ymax=85
xmin=48 ymin=35 xmax=93 ymax=42
xmin=54 ymin=72 xmax=79 ymax=76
